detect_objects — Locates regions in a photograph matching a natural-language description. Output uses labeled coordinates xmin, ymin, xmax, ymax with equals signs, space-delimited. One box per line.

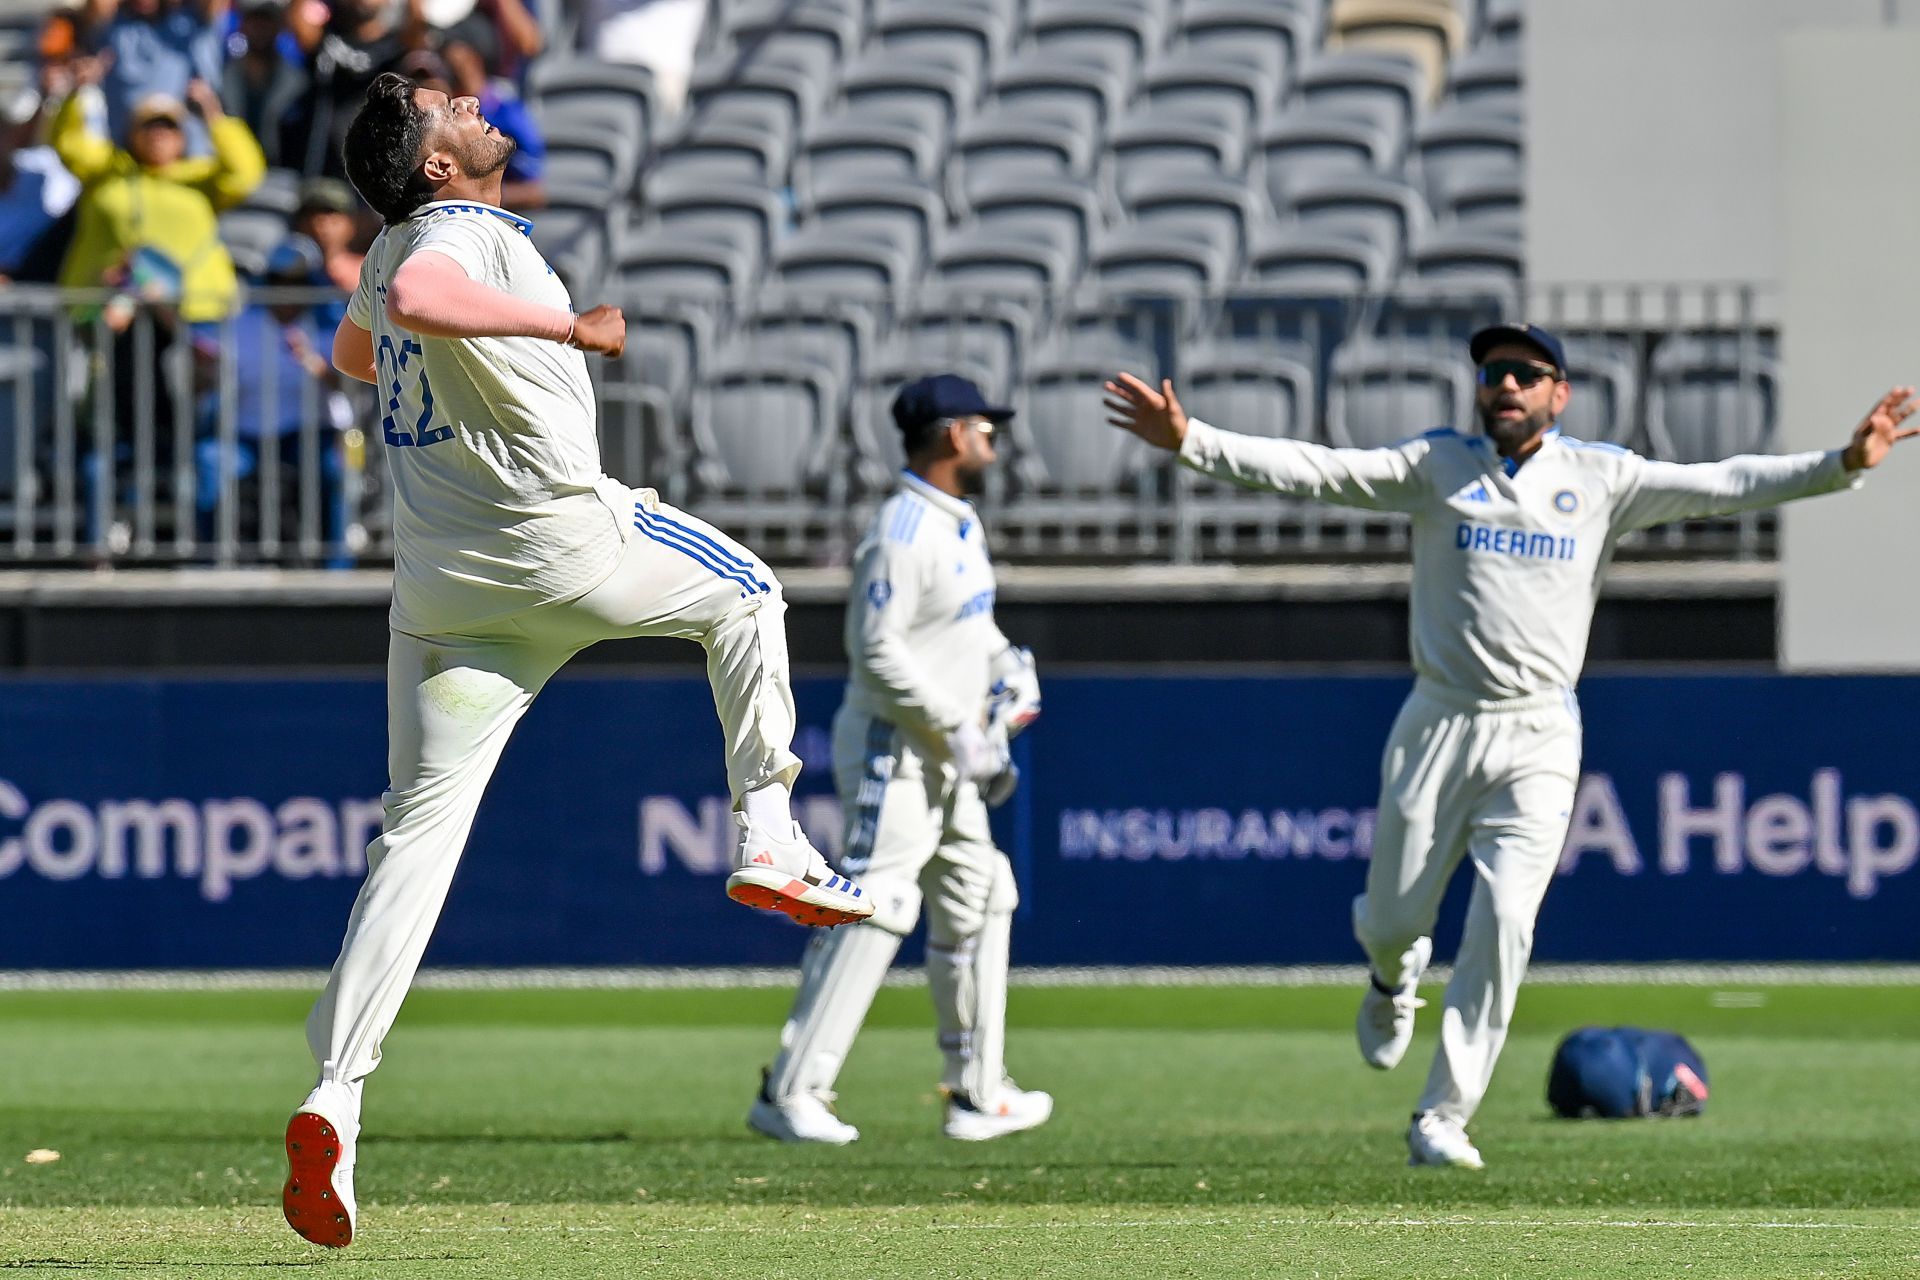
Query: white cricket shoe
xmin=943 ymin=1081 xmax=1054 ymax=1142
xmin=747 ymin=1083 xmax=860 ymax=1146
xmin=1357 ymin=935 xmax=1432 ymax=1070
xmin=283 ymin=1082 xmax=359 ymax=1247
xmin=726 ymin=815 xmax=874 ymax=928
xmin=1406 ymin=1111 xmax=1485 ymax=1170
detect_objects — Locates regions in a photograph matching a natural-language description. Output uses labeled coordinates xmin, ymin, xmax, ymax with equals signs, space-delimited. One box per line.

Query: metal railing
xmin=0 ymin=281 xmax=1780 ymax=568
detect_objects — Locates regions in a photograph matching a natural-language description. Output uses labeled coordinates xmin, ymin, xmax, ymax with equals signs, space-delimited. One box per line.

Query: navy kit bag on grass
xmin=1547 ymin=1027 xmax=1710 ymax=1119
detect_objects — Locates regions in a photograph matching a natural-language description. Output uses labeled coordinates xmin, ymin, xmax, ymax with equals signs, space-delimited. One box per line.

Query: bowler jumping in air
xmin=1107 ymin=324 xmax=1914 ymax=1168
xmin=280 ymin=74 xmax=871 ymax=1249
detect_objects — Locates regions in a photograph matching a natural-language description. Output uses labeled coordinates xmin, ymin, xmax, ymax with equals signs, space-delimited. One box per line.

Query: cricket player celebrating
xmin=1106 ymin=324 xmax=1916 ymax=1169
xmin=279 ymin=74 xmax=870 ymax=1249
xmin=748 ymin=374 xmax=1051 ymax=1145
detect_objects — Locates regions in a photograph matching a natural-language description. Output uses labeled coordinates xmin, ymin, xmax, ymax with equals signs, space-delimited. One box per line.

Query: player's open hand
xmin=1103 ymin=372 xmax=1189 ymax=451
xmin=1841 ymin=385 xmax=1920 ymax=471
xmin=569 ymin=305 xmax=625 ymax=358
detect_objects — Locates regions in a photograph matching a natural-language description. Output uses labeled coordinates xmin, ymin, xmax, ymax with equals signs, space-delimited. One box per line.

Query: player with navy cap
xmin=1106 ymin=327 xmax=1917 ymax=1168
xmin=749 ymin=373 xmax=1054 ymax=1145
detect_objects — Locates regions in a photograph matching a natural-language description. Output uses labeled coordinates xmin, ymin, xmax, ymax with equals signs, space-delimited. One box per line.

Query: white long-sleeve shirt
xmin=842 ymin=472 xmax=1009 ymax=751
xmin=1179 ymin=420 xmax=1860 ymax=700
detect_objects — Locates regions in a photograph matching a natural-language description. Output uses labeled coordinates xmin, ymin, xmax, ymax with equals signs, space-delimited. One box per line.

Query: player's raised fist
xmin=1103 ymin=372 xmax=1189 ymax=451
xmin=569 ymin=305 xmax=626 ymax=358
xmin=1841 ymin=385 xmax=1920 ymax=472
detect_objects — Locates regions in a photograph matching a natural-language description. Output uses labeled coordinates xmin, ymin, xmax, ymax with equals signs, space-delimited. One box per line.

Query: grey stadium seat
xmin=529 ymin=58 xmax=657 ymax=155
xmin=1555 ymin=336 xmax=1642 ymax=449
xmin=929 ymin=227 xmax=1078 ymax=297
xmin=792 ymin=116 xmax=943 ymax=193
xmin=1282 ymin=171 xmax=1432 ymax=263
xmin=1483 ymin=0 xmax=1523 ymax=44
xmin=612 ymin=229 xmax=757 ymax=302
xmin=1327 ymin=338 xmax=1476 ymax=449
xmin=1645 ymin=334 xmax=1780 ymax=463
xmin=800 ymin=178 xmax=947 ymax=270
xmin=540 ymin=122 xmax=643 ymax=192
xmin=720 ymin=1 xmax=865 ymax=66
xmin=1121 ymin=172 xmax=1266 ymax=261
xmin=1404 ymin=228 xmax=1523 ymax=288
xmin=1444 ymin=39 xmax=1521 ymax=116
xmin=1183 ymin=339 xmax=1320 ymax=444
xmin=1259 ymin=113 xmax=1398 ymax=205
xmin=986 ymin=51 xmax=1128 ymax=139
xmin=1366 ymin=283 xmax=1516 ymax=346
xmin=1137 ymin=54 xmax=1277 ymax=137
xmin=1026 ymin=0 xmax=1166 ymax=80
xmin=769 ymin=227 xmax=914 ymax=299
xmin=691 ymin=353 xmax=843 ymax=505
xmin=685 ymin=58 xmax=828 ymax=140
xmin=1023 ymin=329 xmax=1163 ymax=493
xmin=1294 ymin=50 xmax=1428 ymax=143
xmin=959 ymin=174 xmax=1109 ymax=276
xmin=1412 ymin=107 xmax=1524 ymax=205
xmin=835 ymin=57 xmax=979 ymax=144
xmin=646 ymin=120 xmax=791 ymax=187
xmin=638 ymin=174 xmax=787 ymax=264
xmin=1174 ymin=0 xmax=1317 ymax=87
xmin=1107 ymin=113 xmax=1247 ymax=202
xmin=869 ymin=3 xmax=1014 ymax=85
xmin=948 ymin=113 xmax=1097 ymax=206
xmin=727 ymin=297 xmax=878 ymax=420
xmin=1247 ymin=226 xmax=1396 ymax=292
xmin=885 ymin=292 xmax=1036 ymax=399
xmin=609 ymin=300 xmax=716 ymax=417
xmin=1089 ymin=226 xmax=1233 ymax=294
xmin=1431 ymin=166 xmax=1521 ymax=231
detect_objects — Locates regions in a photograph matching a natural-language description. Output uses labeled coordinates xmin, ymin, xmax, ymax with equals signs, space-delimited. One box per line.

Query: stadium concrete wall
xmin=1528 ymin=0 xmax=1902 ymax=296
xmin=1 ymin=673 xmax=1914 ymax=969
xmin=1775 ymin=27 xmax=1920 ymax=670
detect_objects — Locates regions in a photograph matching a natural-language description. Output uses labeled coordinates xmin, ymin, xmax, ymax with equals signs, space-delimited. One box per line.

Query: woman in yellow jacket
xmin=53 ymin=69 xmax=265 ymax=323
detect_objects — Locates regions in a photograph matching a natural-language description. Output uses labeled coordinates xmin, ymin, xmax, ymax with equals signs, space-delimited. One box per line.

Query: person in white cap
xmin=748 ymin=373 xmax=1052 ymax=1146
xmin=1105 ymin=326 xmax=1917 ymax=1170
xmin=278 ymin=73 xmax=871 ymax=1250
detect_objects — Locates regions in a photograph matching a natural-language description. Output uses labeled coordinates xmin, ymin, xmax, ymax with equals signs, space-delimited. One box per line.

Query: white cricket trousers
xmin=766 ymin=706 xmax=1018 ymax=1105
xmin=1352 ymin=677 xmax=1581 ymax=1126
xmin=306 ymin=489 xmax=801 ymax=1090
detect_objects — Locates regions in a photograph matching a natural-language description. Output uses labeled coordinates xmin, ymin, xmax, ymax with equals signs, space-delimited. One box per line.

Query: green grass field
xmin=2 ymin=979 xmax=1917 ymax=1278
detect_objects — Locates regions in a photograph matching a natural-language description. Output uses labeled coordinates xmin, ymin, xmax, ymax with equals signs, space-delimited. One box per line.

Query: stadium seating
xmin=0 ymin=0 xmax=1801 ymax=567
xmin=1645 ymin=335 xmax=1781 ymax=463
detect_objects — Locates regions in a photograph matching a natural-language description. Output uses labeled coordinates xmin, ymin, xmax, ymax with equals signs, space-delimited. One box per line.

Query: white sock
xmin=741 ymin=781 xmax=793 ymax=830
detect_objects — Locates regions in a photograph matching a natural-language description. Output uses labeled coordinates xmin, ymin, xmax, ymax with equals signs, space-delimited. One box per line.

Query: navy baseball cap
xmin=891 ymin=373 xmax=1014 ymax=435
xmin=1470 ymin=323 xmax=1567 ymax=376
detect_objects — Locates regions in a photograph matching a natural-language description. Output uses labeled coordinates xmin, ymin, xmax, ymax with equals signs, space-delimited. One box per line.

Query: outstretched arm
xmin=1103 ymin=370 xmax=1429 ymax=512
xmin=385 ymin=252 xmax=625 ymax=354
xmin=1614 ymin=386 xmax=1918 ymax=532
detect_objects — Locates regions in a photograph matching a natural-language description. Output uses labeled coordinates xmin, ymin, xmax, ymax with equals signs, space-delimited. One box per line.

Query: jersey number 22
xmin=377 ymin=335 xmax=452 ymax=448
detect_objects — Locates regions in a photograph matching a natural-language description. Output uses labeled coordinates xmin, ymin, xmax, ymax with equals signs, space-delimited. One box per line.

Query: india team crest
xmin=1552 ymin=489 xmax=1580 ymax=515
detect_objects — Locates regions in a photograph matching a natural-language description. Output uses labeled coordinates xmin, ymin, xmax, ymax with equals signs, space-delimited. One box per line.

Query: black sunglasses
xmin=1478 ymin=359 xmax=1562 ymax=388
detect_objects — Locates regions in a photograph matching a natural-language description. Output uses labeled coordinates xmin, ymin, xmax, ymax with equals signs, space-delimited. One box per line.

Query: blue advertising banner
xmin=0 ymin=672 xmax=1913 ymax=968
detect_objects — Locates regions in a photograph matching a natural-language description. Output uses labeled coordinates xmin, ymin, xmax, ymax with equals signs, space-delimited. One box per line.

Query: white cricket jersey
xmin=349 ymin=199 xmax=627 ymax=636
xmin=843 ymin=472 xmax=1008 ymax=751
xmin=1179 ymin=420 xmax=1861 ymax=700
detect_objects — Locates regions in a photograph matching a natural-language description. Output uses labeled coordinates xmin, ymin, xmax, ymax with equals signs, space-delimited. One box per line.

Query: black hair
xmin=900 ymin=416 xmax=951 ymax=459
xmin=343 ymin=72 xmax=437 ymax=224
